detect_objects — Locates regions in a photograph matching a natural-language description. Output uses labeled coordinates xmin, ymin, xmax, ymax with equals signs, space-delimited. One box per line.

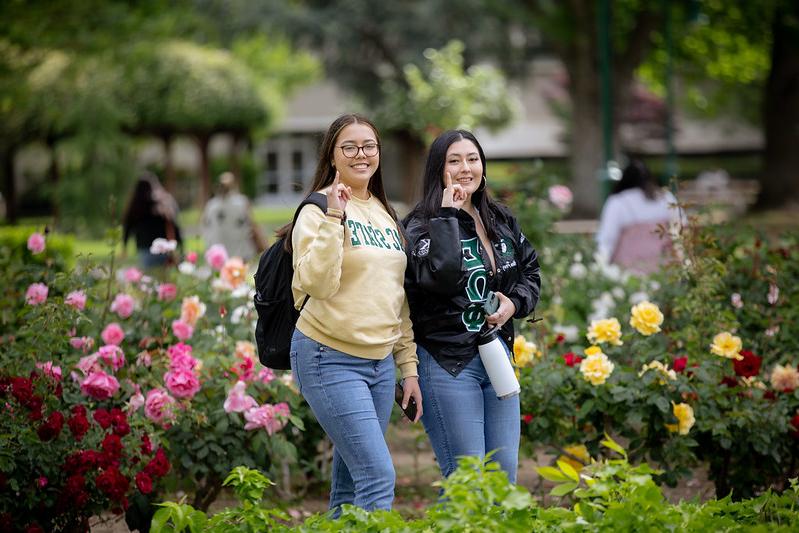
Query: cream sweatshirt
xmin=291 ymin=194 xmax=418 ymax=378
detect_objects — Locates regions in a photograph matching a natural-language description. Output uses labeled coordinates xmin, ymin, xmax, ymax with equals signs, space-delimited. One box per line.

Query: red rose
xmin=93 ymin=408 xmax=113 ymax=429
xmin=672 ymin=356 xmax=688 ymax=373
xmin=764 ymin=390 xmax=777 ymax=401
xmin=11 ymin=377 xmax=33 ymax=404
xmin=135 ymin=471 xmax=153 ymax=495
xmin=141 ymin=433 xmax=153 ymax=455
xmin=27 ymin=396 xmax=43 ymax=421
xmin=67 ymin=410 xmax=90 ymax=441
xmin=555 ymin=334 xmax=565 ymax=344
xmin=733 ymin=350 xmax=762 ymax=378
xmin=788 ymin=415 xmax=799 ymax=441
xmin=522 ymin=413 xmax=534 ymax=424
xmin=95 ymin=467 xmax=129 ymax=502
xmin=25 ymin=523 xmax=44 ymax=533
xmin=110 ymin=408 xmax=130 ymax=436
xmin=145 ymin=447 xmax=171 ymax=478
xmin=563 ymin=352 xmax=582 ymax=367
xmin=37 ymin=411 xmax=65 ymax=441
xmin=102 ymin=433 xmax=124 ymax=458
xmin=720 ymin=376 xmax=738 ymax=388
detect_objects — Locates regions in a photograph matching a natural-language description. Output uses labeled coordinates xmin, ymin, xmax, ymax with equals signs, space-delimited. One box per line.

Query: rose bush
xmin=516 ymin=213 xmax=799 ymax=499
xmin=0 ymin=230 xmax=323 ymax=530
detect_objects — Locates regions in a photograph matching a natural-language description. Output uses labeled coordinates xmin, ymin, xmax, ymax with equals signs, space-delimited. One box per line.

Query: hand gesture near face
xmin=326 ymin=171 xmax=352 ymax=212
xmin=441 ymin=172 xmax=466 ymax=209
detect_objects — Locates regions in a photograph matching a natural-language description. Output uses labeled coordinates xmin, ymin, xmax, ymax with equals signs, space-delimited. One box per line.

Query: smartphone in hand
xmin=394 ymin=383 xmax=418 ymax=421
xmin=483 ymin=291 xmax=499 ymax=315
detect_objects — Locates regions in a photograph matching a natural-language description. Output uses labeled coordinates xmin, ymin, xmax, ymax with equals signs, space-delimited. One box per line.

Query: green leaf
xmin=550 ymin=481 xmax=579 ymax=497
xmin=150 ymin=508 xmax=170 ymax=533
xmin=600 ymin=433 xmax=628 ymax=458
xmin=556 ymin=459 xmax=580 ymax=482
xmin=537 ymin=466 xmax=572 ymax=482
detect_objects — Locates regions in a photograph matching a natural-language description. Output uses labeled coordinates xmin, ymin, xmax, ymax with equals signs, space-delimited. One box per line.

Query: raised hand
xmin=442 ymin=172 xmax=466 ymax=209
xmin=326 ymin=171 xmax=352 ymax=212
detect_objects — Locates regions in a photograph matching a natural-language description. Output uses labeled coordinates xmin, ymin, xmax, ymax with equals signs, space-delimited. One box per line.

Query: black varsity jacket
xmin=403 ymin=205 xmax=541 ymax=376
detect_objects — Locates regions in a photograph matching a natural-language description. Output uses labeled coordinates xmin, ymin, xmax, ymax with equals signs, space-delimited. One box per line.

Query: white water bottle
xmin=478 ymin=330 xmax=520 ymax=400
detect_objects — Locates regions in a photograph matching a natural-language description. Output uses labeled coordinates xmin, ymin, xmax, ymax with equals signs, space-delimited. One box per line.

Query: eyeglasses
xmin=337 ymin=143 xmax=379 ymax=158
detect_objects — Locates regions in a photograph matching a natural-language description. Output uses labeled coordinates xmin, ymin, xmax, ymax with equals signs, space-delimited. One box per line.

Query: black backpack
xmin=254 ymin=192 xmax=328 ymax=369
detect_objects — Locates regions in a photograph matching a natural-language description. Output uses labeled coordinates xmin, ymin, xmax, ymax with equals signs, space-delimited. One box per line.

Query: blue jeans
xmin=418 ymin=343 xmax=520 ymax=483
xmin=289 ymin=329 xmax=395 ymax=514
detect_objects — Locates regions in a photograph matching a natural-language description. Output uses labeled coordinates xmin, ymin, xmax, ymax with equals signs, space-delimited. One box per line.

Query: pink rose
xmin=25 ymin=283 xmax=48 ymax=305
xmin=244 ymin=404 xmax=287 ymax=435
xmin=128 ymin=391 xmax=145 ymax=413
xmin=167 ymin=343 xmax=196 ymax=368
xmin=144 ymin=388 xmax=176 ymax=424
xmin=274 ymin=402 xmax=290 ymax=418
xmin=171 ymin=320 xmax=194 ymax=341
xmin=157 ymin=283 xmax=177 ymax=301
xmin=136 ymin=351 xmax=152 ymax=367
xmin=258 ymin=368 xmax=276 ymax=384
xmin=27 ymin=232 xmax=46 ymax=254
xmin=186 ymin=251 xmax=198 ymax=264
xmin=223 ymin=381 xmax=258 ymax=413
xmin=204 ymin=244 xmax=228 ymax=271
xmin=35 ymin=361 xmax=62 ymax=381
xmin=101 ymin=323 xmax=125 ymax=346
xmin=164 ymin=368 xmax=200 ymax=399
xmin=110 ymin=293 xmax=135 ymax=319
xmin=76 ymin=354 xmax=102 ymax=376
xmin=65 ymin=290 xmax=87 ymax=311
xmin=97 ymin=345 xmax=126 ymax=371
xmin=80 ymin=370 xmax=120 ymax=400
xmin=70 ymin=336 xmax=95 ymax=353
xmin=548 ymin=185 xmax=573 ymax=211
xmin=123 ymin=267 xmax=143 ymax=283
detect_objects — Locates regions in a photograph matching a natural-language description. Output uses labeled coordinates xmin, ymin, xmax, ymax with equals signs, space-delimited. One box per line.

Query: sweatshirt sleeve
xmin=291 ymin=205 xmax=345 ymax=301
xmin=506 ymin=216 xmax=541 ymax=319
xmin=392 ymin=296 xmax=419 ymax=378
xmin=405 ymin=208 xmax=463 ymax=296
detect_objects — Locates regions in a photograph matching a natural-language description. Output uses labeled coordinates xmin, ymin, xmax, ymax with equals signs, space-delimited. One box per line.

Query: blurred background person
xmin=595 ymin=159 xmax=682 ymax=274
xmin=202 ymin=171 xmax=266 ymax=262
xmin=122 ymin=172 xmax=182 ymax=268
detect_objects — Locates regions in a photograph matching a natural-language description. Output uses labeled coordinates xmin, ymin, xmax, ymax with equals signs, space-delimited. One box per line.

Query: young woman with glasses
xmin=285 ymin=114 xmax=422 ymax=514
xmin=403 ymin=130 xmax=541 ymax=483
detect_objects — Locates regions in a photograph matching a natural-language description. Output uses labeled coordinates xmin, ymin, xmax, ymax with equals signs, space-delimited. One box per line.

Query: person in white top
xmin=201 ymin=172 xmax=265 ymax=262
xmin=595 ymin=160 xmax=683 ymax=274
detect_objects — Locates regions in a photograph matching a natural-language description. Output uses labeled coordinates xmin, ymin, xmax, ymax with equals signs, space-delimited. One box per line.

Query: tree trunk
xmin=396 ymin=130 xmax=426 ymax=206
xmin=196 ymin=133 xmax=211 ymax=209
xmin=46 ymin=137 xmax=60 ymax=225
xmin=759 ymin=2 xmax=799 ymax=208
xmin=162 ymin=134 xmax=176 ymax=193
xmin=1 ymin=144 xmax=16 ymax=224
xmin=564 ymin=1 xmax=603 ymax=217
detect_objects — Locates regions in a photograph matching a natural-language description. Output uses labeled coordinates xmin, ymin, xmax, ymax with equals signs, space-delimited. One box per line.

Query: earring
xmin=477 ymin=175 xmax=487 ymax=192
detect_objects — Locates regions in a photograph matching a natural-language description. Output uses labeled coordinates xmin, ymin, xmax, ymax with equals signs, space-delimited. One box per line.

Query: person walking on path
xmin=122 ymin=172 xmax=182 ymax=269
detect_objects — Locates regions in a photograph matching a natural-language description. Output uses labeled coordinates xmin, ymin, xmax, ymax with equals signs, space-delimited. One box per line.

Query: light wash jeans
xmin=417 ymin=343 xmax=520 ymax=482
xmin=289 ymin=328 xmax=395 ymax=514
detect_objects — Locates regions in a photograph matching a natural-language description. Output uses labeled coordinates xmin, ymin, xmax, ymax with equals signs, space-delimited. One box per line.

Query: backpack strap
xmin=291 ymin=192 xmax=329 ymax=311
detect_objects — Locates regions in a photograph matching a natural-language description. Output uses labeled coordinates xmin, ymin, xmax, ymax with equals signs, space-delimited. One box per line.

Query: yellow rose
xmin=629 ymin=301 xmax=664 ymax=336
xmin=586 ymin=318 xmax=623 ymax=346
xmin=584 ymin=345 xmax=603 ymax=357
xmin=558 ymin=444 xmax=591 ymax=472
xmin=666 ymin=402 xmax=695 ymax=435
xmin=770 ymin=364 xmax=799 ymax=392
xmin=180 ymin=296 xmax=207 ymax=327
xmin=580 ymin=349 xmax=615 ymax=385
xmin=513 ymin=335 xmax=537 ymax=367
xmin=710 ymin=332 xmax=743 ymax=360
xmin=638 ymin=360 xmax=677 ymax=384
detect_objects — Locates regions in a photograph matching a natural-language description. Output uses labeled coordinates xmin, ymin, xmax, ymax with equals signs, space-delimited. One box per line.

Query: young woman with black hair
xmin=286 ymin=114 xmax=422 ymax=514
xmin=403 ymin=130 xmax=541 ymax=483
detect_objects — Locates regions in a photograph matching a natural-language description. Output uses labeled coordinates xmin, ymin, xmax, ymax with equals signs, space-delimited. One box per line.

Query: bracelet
xmin=325 ymin=211 xmax=344 ymax=220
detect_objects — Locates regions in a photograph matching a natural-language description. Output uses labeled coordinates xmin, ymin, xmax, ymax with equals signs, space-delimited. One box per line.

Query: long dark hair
xmin=122 ymin=173 xmax=157 ymax=227
xmin=612 ymin=159 xmax=660 ymax=200
xmin=278 ymin=113 xmax=399 ymax=251
xmin=405 ymin=129 xmax=509 ymax=241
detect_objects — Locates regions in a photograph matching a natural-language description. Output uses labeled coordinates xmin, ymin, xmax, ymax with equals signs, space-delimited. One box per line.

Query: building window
xmin=264 ymin=152 xmax=278 ymax=194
